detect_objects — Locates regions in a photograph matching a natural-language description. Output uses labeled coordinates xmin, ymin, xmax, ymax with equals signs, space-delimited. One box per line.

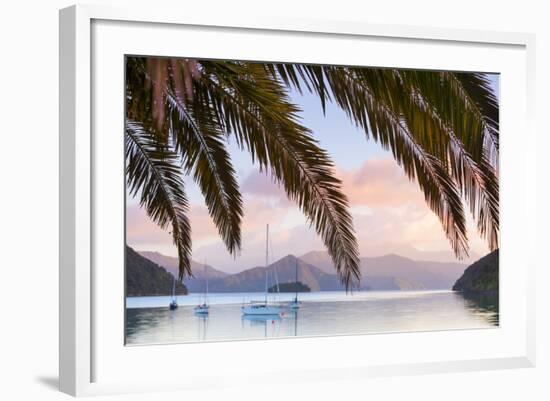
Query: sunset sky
xmin=126 ymin=71 xmax=499 ymax=273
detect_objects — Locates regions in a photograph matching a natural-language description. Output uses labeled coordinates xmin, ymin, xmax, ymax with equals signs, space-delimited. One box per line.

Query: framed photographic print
xmin=59 ymin=4 xmax=536 ymax=397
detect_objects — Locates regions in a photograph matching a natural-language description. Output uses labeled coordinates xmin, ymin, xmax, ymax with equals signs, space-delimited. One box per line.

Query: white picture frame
xmin=59 ymin=4 xmax=536 ymax=397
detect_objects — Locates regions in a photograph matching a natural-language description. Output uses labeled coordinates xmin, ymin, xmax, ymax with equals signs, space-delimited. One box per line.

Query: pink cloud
xmin=240 ymin=158 xmax=425 ymax=213
xmin=126 ymin=202 xmax=224 ymax=254
xmin=187 ymin=204 xmax=219 ymax=241
xmin=240 ymin=158 xmax=425 ymax=215
xmin=241 ymin=171 xmax=292 ymax=206
xmin=242 ymin=197 xmax=289 ymax=226
xmin=337 ymin=158 xmax=424 ymax=209
xmin=126 ymin=204 xmax=172 ymax=246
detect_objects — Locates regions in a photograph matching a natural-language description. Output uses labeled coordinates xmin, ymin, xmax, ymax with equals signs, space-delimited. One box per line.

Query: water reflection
xmin=125 ymin=290 xmax=499 ymax=345
xmin=195 ymin=313 xmax=209 ymax=341
xmin=241 ymin=314 xmax=282 ymax=338
xmin=457 ymin=291 xmax=499 ymax=325
xmin=125 ymin=308 xmax=167 ymax=340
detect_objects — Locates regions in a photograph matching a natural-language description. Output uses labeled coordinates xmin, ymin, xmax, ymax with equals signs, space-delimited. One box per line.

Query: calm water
xmin=125 ymin=290 xmax=498 ymax=345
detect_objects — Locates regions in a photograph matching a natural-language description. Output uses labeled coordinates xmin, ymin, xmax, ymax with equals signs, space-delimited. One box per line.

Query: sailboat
xmin=194 ymin=261 xmax=210 ymax=314
xmin=289 ymin=259 xmax=301 ymax=310
xmin=241 ymin=224 xmax=282 ymax=316
xmin=169 ymin=276 xmax=178 ymax=310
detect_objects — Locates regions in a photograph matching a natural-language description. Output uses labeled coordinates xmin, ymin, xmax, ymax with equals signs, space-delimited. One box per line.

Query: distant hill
xmin=361 ymin=254 xmax=465 ymax=289
xmin=191 ymin=255 xmax=323 ymax=292
xmin=184 ymin=254 xmax=427 ymax=292
xmin=361 ymin=276 xmax=423 ymax=291
xmin=126 ymin=246 xmax=187 ymax=296
xmin=300 ymin=251 xmax=466 ymax=289
xmin=301 ymin=248 xmax=478 ymax=270
xmin=453 ymin=250 xmax=499 ymax=292
xmin=299 ymin=251 xmax=335 ymax=273
xmin=133 ymin=249 xmax=468 ymax=292
xmin=184 ymin=255 xmax=328 ymax=292
xmin=138 ymin=251 xmax=228 ymax=279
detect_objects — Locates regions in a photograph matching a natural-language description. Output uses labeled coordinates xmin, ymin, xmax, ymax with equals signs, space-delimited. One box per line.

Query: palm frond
xmin=284 ymin=65 xmax=470 ymax=258
xmin=200 ymin=61 xmax=361 ymax=287
xmin=270 ymin=64 xmax=501 ymax=257
xmin=128 ymin=58 xmax=244 ymax=256
xmin=164 ymin=86 xmax=244 ymax=255
xmin=388 ymin=69 xmax=499 ymax=250
xmin=451 ymin=72 xmax=499 ymax=154
xmin=125 ymin=120 xmax=192 ymax=279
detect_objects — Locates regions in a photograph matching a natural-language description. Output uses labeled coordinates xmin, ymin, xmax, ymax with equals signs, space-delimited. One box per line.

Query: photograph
xmin=124 ymin=56 xmax=500 ymax=345
xmin=2 ymin=0 xmax=544 ymax=398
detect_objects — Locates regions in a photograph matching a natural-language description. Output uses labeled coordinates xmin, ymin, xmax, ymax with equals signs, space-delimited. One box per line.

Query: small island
xmin=268 ymin=282 xmax=311 ymax=293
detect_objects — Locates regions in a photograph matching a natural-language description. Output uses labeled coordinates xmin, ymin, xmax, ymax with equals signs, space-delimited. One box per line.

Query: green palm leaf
xmin=450 ymin=72 xmax=499 ymax=153
xmin=199 ymin=61 xmax=361 ymax=286
xmin=395 ymin=70 xmax=499 ymax=250
xmin=125 ymin=120 xmax=192 ymax=279
xmin=128 ymin=58 xmax=244 ymax=257
xmin=361 ymin=69 xmax=499 ymax=251
xmin=164 ymin=86 xmax=244 ymax=255
xmin=268 ymin=63 xmax=499 ymax=258
xmin=278 ymin=65 xmax=469 ymax=257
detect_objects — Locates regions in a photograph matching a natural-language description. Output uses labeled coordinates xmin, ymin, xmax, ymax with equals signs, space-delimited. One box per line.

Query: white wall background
xmin=0 ymin=0 xmax=547 ymax=400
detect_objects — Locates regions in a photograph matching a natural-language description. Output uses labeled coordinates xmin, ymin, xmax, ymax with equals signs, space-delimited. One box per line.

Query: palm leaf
xmin=269 ymin=64 xmax=501 ymax=257
xmin=450 ymin=72 xmax=499 ymax=154
xmin=287 ymin=65 xmax=470 ymax=258
xmin=387 ymin=69 xmax=499 ymax=250
xmin=200 ymin=61 xmax=361 ymax=287
xmin=125 ymin=120 xmax=192 ymax=279
xmin=128 ymin=59 xmax=244 ymax=256
xmin=164 ymin=86 xmax=244 ymax=255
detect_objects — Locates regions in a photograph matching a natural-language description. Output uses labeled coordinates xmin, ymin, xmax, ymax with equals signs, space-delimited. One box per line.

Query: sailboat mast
xmin=265 ymin=224 xmax=269 ymax=304
xmin=205 ymin=261 xmax=209 ymax=297
xmin=295 ymin=259 xmax=298 ymax=300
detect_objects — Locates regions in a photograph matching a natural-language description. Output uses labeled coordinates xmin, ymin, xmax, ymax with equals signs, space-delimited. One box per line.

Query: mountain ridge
xmin=126 ymin=246 xmax=187 ymax=296
xmin=453 ymin=250 xmax=499 ymax=292
xmin=138 ymin=251 xmax=228 ymax=279
xmin=132 ymin=249 xmax=468 ymax=293
xmin=299 ymin=250 xmax=466 ymax=289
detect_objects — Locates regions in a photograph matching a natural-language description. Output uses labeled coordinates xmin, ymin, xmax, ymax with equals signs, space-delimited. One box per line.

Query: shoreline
xmin=126 ymin=289 xmax=457 ymax=309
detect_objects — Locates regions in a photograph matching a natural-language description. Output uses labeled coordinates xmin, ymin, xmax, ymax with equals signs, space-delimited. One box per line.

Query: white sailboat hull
xmin=194 ymin=305 xmax=209 ymax=314
xmin=290 ymin=302 xmax=300 ymax=310
xmin=241 ymin=304 xmax=281 ymax=316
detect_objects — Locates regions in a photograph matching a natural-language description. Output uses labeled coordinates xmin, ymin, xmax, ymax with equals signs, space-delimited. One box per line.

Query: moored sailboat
xmin=289 ymin=259 xmax=301 ymax=310
xmin=194 ymin=261 xmax=210 ymax=314
xmin=169 ymin=276 xmax=178 ymax=310
xmin=241 ymin=224 xmax=281 ymax=316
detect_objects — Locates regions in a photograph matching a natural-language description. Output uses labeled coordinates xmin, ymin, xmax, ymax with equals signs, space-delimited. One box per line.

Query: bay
xmin=125 ymin=290 xmax=498 ymax=345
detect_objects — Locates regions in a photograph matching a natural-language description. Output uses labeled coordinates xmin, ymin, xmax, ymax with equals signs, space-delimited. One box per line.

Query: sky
xmin=126 ymin=70 xmax=499 ymax=273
